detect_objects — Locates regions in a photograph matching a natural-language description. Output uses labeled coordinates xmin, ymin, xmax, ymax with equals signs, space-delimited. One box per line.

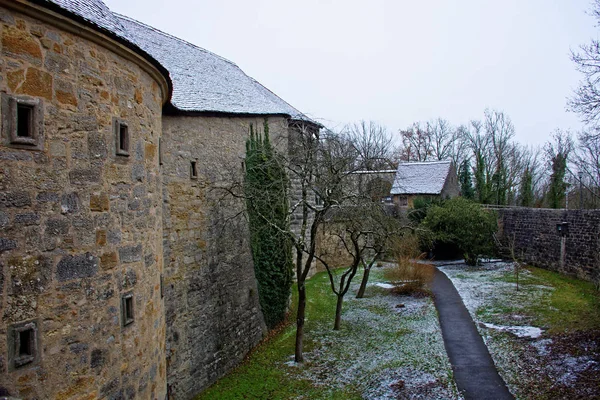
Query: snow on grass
xmin=374 ymin=282 xmax=396 ymax=289
xmin=479 ymin=322 xmax=543 ymax=339
xmin=438 ymin=261 xmax=598 ymax=399
xmin=285 ymin=269 xmax=462 ymax=399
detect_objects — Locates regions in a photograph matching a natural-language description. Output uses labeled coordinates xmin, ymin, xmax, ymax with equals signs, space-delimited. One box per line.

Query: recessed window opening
xmin=19 ymin=329 xmax=33 ymax=357
xmin=17 ymin=104 xmax=33 ymax=138
xmin=122 ymin=293 xmax=134 ymax=327
xmin=115 ymin=118 xmax=130 ymax=156
xmin=119 ymin=124 xmax=129 ymax=153
xmin=190 ymin=161 xmax=198 ymax=179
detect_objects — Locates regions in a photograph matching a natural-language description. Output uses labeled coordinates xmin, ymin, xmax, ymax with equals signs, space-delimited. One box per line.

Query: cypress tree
xmin=459 ymin=160 xmax=475 ymax=199
xmin=547 ymin=153 xmax=568 ymax=209
xmin=519 ymin=168 xmax=534 ymax=207
xmin=245 ymin=120 xmax=293 ymax=329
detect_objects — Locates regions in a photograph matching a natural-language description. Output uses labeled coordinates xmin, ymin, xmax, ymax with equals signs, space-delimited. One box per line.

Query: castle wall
xmin=0 ymin=6 xmax=167 ymax=399
xmin=496 ymin=208 xmax=600 ymax=282
xmin=161 ymin=115 xmax=290 ymax=398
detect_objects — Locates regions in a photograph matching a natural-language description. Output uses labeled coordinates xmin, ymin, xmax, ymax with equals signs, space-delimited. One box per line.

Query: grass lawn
xmin=440 ymin=262 xmax=600 ymax=400
xmin=197 ymin=266 xmax=459 ymax=399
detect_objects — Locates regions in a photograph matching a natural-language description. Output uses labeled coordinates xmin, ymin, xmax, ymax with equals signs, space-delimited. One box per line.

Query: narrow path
xmin=431 ymin=268 xmax=514 ymax=400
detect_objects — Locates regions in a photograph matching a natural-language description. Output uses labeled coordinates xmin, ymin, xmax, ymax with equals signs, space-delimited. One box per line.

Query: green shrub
xmin=422 ymin=197 xmax=497 ymax=265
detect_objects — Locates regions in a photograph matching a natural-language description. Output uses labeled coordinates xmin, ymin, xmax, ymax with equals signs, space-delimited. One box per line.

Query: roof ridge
xmin=399 ymin=160 xmax=451 ymax=165
xmin=114 ymin=13 xmax=238 ymax=68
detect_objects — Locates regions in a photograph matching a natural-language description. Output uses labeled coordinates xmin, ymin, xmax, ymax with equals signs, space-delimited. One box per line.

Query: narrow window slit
xmin=115 ymin=119 xmax=130 ymax=156
xmin=190 ymin=161 xmax=198 ymax=179
xmin=122 ymin=293 xmax=134 ymax=327
xmin=16 ymin=104 xmax=33 ymax=138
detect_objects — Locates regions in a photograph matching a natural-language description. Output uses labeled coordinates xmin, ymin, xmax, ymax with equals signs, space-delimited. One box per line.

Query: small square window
xmin=121 ymin=292 xmax=134 ymax=327
xmin=190 ymin=160 xmax=198 ymax=179
xmin=114 ymin=118 xmax=130 ymax=156
xmin=1 ymin=94 xmax=43 ymax=150
xmin=9 ymin=320 xmax=39 ymax=370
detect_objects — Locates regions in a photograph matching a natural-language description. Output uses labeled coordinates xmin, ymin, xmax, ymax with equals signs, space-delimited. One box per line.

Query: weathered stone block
xmin=2 ymin=25 xmax=42 ymax=60
xmin=0 ymin=212 xmax=9 ymax=230
xmin=46 ymin=218 xmax=69 ymax=235
xmin=36 ymin=192 xmax=59 ymax=203
xmin=119 ymin=245 xmax=142 ymax=263
xmin=96 ymin=230 xmax=107 ymax=246
xmin=8 ymin=255 xmax=50 ymax=295
xmin=100 ymin=252 xmax=118 ymax=270
xmin=56 ymin=253 xmax=98 ymax=282
xmin=0 ymin=238 xmax=17 ymax=253
xmin=90 ymin=349 xmax=106 ymax=370
xmin=88 ymin=132 xmax=108 ymax=159
xmin=14 ymin=213 xmax=39 ymax=226
xmin=60 ymin=193 xmax=80 ymax=214
xmin=69 ymin=168 xmax=101 ymax=185
xmin=131 ymin=164 xmax=145 ymax=182
xmin=17 ymin=68 xmax=53 ymax=100
xmin=0 ymin=191 xmax=31 ymax=208
xmin=90 ymin=193 xmax=109 ymax=212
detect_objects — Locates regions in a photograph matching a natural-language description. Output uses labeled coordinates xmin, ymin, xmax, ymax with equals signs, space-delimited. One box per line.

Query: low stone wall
xmin=496 ymin=208 xmax=600 ymax=281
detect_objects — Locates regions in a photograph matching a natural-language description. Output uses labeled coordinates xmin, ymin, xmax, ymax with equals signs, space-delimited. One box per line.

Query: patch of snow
xmin=552 ymin=355 xmax=598 ymax=386
xmin=374 ymin=283 xmax=395 ymax=289
xmin=531 ymin=339 xmax=552 ymax=356
xmin=480 ymin=322 xmax=543 ymax=339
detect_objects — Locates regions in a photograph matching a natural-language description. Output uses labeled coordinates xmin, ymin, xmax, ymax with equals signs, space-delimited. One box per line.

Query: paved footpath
xmin=431 ymin=268 xmax=514 ymax=400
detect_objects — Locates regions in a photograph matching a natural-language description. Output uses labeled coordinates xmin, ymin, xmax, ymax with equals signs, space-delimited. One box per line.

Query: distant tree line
xmin=389 ymin=109 xmax=600 ymax=209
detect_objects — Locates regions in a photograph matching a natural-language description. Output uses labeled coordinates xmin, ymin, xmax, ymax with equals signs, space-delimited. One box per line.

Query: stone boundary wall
xmin=496 ymin=207 xmax=600 ymax=281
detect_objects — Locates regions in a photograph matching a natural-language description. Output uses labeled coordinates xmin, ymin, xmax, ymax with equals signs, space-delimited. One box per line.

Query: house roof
xmin=34 ymin=0 xmax=316 ymax=123
xmin=391 ymin=161 xmax=453 ymax=195
xmin=38 ymin=0 xmax=129 ymax=40
xmin=117 ymin=15 xmax=314 ymax=122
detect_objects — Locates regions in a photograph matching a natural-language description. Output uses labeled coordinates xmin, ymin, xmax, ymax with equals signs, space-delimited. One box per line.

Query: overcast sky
xmin=105 ymin=0 xmax=597 ymax=147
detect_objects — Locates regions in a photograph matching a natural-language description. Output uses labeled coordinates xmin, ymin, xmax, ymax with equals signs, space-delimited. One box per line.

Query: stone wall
xmin=497 ymin=208 xmax=600 ymax=281
xmin=0 ymin=6 xmax=167 ymax=399
xmin=161 ymin=115 xmax=292 ymax=398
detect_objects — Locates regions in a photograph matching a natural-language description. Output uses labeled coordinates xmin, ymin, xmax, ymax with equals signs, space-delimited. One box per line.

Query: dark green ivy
xmin=245 ymin=119 xmax=293 ymax=329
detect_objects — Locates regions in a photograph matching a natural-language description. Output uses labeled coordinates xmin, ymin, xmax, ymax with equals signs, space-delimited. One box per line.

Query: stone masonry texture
xmin=496 ymin=208 xmax=600 ymax=282
xmin=160 ymin=115 xmax=294 ymax=398
xmin=0 ymin=6 xmax=166 ymax=399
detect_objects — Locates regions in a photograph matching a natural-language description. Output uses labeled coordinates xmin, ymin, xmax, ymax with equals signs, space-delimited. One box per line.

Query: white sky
xmin=105 ymin=0 xmax=598 ymax=147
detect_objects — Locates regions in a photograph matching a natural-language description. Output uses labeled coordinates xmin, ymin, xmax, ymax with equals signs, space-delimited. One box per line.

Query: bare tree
xmin=346 ymin=121 xmax=396 ymax=170
xmin=399 ymin=122 xmax=432 ymax=162
xmin=572 ymin=130 xmax=600 ymax=207
xmin=569 ymin=0 xmax=600 ymax=129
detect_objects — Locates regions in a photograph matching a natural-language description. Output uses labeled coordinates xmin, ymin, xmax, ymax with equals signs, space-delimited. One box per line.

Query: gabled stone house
xmin=0 ymin=1 xmax=318 ymax=399
xmin=391 ymin=160 xmax=459 ymax=208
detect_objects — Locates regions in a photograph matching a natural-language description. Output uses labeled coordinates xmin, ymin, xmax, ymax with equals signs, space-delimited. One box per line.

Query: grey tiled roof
xmin=38 ymin=0 xmax=315 ymax=122
xmin=41 ymin=0 xmax=129 ymax=39
xmin=117 ymin=15 xmax=313 ymax=121
xmin=391 ymin=161 xmax=453 ymax=195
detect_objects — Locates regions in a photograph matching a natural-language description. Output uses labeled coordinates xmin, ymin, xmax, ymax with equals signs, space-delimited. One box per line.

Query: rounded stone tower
xmin=0 ymin=0 xmax=170 ymax=398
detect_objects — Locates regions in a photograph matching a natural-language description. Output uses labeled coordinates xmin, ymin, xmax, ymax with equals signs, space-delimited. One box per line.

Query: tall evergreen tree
xmin=474 ymin=151 xmax=490 ymax=204
xmin=519 ymin=168 xmax=534 ymax=207
xmin=245 ymin=120 xmax=293 ymax=329
xmin=459 ymin=160 xmax=475 ymax=199
xmin=547 ymin=153 xmax=568 ymax=209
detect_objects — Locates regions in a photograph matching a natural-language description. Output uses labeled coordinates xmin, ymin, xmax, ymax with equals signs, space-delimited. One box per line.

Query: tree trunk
xmin=356 ymin=267 xmax=371 ymax=299
xmin=294 ymin=281 xmax=306 ymax=363
xmin=333 ymin=294 xmax=344 ymax=330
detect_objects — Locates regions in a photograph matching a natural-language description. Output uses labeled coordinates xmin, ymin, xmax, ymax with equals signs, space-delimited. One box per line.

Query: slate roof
xmin=38 ymin=0 xmax=129 ymax=39
xmin=36 ymin=0 xmax=315 ymax=123
xmin=117 ymin=15 xmax=313 ymax=121
xmin=391 ymin=161 xmax=453 ymax=195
